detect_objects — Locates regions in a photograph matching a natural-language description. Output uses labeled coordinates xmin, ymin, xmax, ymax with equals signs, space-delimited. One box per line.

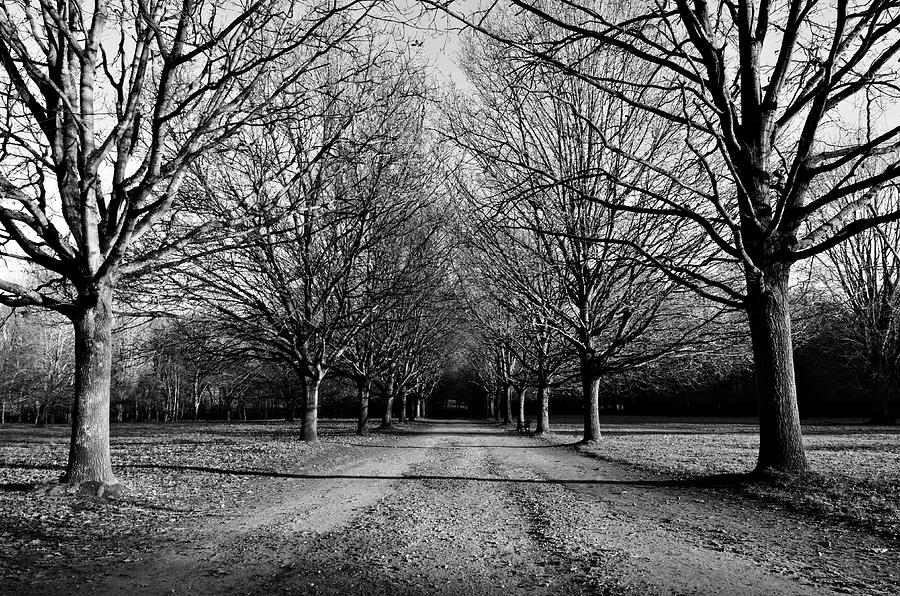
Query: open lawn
xmin=544 ymin=416 xmax=900 ymax=539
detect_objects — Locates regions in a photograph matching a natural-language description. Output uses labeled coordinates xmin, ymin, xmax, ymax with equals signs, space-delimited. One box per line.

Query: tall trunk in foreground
xmin=580 ymin=360 xmax=601 ymax=442
xmin=745 ymin=264 xmax=807 ymax=473
xmin=301 ymin=373 xmax=322 ymax=442
xmin=63 ymin=284 xmax=119 ymax=490
xmin=536 ymin=380 xmax=550 ymax=434
xmin=381 ymin=376 xmax=396 ymax=429
xmin=357 ymin=378 xmax=370 ymax=435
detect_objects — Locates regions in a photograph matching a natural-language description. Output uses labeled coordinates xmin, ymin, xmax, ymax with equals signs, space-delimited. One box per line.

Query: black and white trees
xmin=822 ymin=182 xmax=900 ymax=423
xmin=181 ymin=46 xmax=437 ymax=440
xmin=0 ymin=0 xmax=377 ymax=490
xmin=450 ymin=30 xmax=711 ymax=441
xmin=429 ymin=0 xmax=900 ymax=471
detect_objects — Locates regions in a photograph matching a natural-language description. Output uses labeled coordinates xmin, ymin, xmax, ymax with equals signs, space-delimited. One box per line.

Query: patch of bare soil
xmin=3 ymin=420 xmax=898 ymax=595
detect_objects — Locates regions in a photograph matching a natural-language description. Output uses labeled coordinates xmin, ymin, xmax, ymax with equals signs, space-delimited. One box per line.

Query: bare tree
xmin=180 ymin=47 xmax=434 ymax=440
xmin=448 ymin=29 xmax=712 ymax=442
xmin=427 ymin=0 xmax=900 ymax=472
xmin=0 ymin=0 xmax=376 ymax=490
xmin=822 ymin=182 xmax=900 ymax=423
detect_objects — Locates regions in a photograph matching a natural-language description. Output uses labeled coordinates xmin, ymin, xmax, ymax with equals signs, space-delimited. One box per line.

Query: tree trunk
xmin=381 ymin=376 xmax=396 ymax=429
xmin=536 ymin=380 xmax=550 ymax=434
xmin=193 ymin=372 xmax=201 ymax=421
xmin=869 ymin=369 xmax=895 ymax=424
xmin=357 ymin=378 xmax=370 ymax=435
xmin=284 ymin=379 xmax=296 ymax=423
xmin=581 ymin=363 xmax=601 ymax=442
xmin=503 ymin=385 xmax=512 ymax=425
xmin=301 ymin=375 xmax=321 ymax=442
xmin=398 ymin=388 xmax=407 ymax=424
xmin=870 ymin=388 xmax=893 ymax=424
xmin=35 ymin=401 xmax=47 ymax=427
xmin=516 ymin=387 xmax=526 ymax=430
xmin=493 ymin=388 xmax=501 ymax=422
xmin=63 ymin=286 xmax=120 ymax=491
xmin=746 ymin=264 xmax=808 ymax=473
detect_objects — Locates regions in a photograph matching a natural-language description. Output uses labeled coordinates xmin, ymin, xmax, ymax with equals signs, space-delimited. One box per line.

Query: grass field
xmin=543 ymin=416 xmax=900 ymax=539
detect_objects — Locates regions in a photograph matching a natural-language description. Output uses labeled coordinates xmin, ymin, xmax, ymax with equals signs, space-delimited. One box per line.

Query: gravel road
xmin=53 ymin=420 xmax=900 ymax=595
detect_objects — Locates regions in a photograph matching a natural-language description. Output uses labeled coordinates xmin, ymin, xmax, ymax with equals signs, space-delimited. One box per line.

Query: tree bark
xmin=301 ymin=375 xmax=321 ymax=442
xmin=516 ymin=386 xmax=526 ymax=429
xmin=746 ymin=263 xmax=808 ymax=473
xmin=503 ymin=385 xmax=512 ymax=425
xmin=35 ymin=401 xmax=47 ymax=427
xmin=357 ymin=378 xmax=370 ymax=435
xmin=63 ymin=285 xmax=120 ymax=491
xmin=536 ymin=380 xmax=550 ymax=434
xmin=284 ymin=379 xmax=296 ymax=423
xmin=869 ymin=369 xmax=895 ymax=424
xmin=581 ymin=363 xmax=601 ymax=443
xmin=381 ymin=376 xmax=396 ymax=429
xmin=870 ymin=389 xmax=894 ymax=424
xmin=398 ymin=388 xmax=407 ymax=424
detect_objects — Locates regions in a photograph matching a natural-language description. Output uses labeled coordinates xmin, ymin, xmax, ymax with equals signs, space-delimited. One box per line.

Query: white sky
xmin=394 ymin=1 xmax=480 ymax=90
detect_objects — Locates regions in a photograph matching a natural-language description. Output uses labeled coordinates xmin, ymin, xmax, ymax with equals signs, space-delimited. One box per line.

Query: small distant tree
xmin=822 ymin=184 xmax=900 ymax=423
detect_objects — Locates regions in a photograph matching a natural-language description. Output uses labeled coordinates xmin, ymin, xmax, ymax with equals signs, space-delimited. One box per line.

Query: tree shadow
xmin=1 ymin=463 xmax=63 ymax=471
xmin=344 ymin=442 xmax=577 ymax=450
xmin=0 ymin=482 xmax=35 ymax=493
xmin=128 ymin=462 xmax=690 ymax=487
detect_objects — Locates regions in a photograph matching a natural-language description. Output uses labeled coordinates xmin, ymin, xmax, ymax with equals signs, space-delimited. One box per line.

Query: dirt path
xmin=26 ymin=420 xmax=900 ymax=595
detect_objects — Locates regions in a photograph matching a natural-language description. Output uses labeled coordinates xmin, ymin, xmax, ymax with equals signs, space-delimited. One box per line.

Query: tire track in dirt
xmin=252 ymin=421 xmax=647 ymax=595
xmin=253 ymin=427 xmax=563 ymax=594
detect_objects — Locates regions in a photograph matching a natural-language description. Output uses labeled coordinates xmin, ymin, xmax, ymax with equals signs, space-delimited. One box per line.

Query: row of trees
xmin=3 ymin=0 xmax=900 ymax=492
xmin=0 ymin=0 xmax=458 ymax=492
xmin=433 ymin=0 xmax=900 ymax=473
xmin=0 ymin=310 xmax=444 ymax=425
